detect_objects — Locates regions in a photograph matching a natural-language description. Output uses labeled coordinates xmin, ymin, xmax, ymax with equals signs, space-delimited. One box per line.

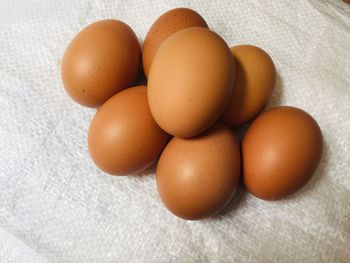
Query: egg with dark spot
xmin=61 ymin=20 xmax=140 ymax=107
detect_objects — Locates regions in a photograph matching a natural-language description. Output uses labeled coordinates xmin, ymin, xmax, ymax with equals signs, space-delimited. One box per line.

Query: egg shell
xmin=61 ymin=20 xmax=140 ymax=107
xmin=222 ymin=45 xmax=276 ymax=127
xmin=242 ymin=106 xmax=322 ymax=200
xmin=148 ymin=27 xmax=235 ymax=138
xmin=88 ymin=86 xmax=170 ymax=175
xmin=156 ymin=122 xmax=241 ymax=220
xmin=142 ymin=7 xmax=208 ymax=78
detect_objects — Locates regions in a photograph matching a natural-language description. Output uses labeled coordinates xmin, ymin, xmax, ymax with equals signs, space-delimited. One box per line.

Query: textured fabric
xmin=0 ymin=0 xmax=350 ymax=262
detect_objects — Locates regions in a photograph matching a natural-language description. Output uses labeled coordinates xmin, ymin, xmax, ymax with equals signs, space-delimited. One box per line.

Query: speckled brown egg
xmin=142 ymin=7 xmax=208 ymax=78
xmin=61 ymin=20 xmax=140 ymax=107
xmin=242 ymin=106 xmax=322 ymax=200
xmin=148 ymin=27 xmax=235 ymax=138
xmin=88 ymin=86 xmax=170 ymax=175
xmin=222 ymin=45 xmax=276 ymax=127
xmin=156 ymin=123 xmax=241 ymax=220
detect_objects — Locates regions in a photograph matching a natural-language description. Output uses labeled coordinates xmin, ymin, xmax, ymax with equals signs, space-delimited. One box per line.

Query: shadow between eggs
xmin=268 ymin=72 xmax=284 ymax=108
xmin=232 ymin=72 xmax=284 ymax=143
xmin=135 ymin=162 xmax=157 ymax=176
xmin=212 ymin=185 xmax=250 ymax=219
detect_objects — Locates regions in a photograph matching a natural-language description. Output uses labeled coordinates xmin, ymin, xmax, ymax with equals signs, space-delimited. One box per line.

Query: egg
xmin=148 ymin=27 xmax=235 ymax=138
xmin=242 ymin=106 xmax=322 ymax=200
xmin=222 ymin=45 xmax=276 ymax=127
xmin=156 ymin=123 xmax=241 ymax=220
xmin=142 ymin=7 xmax=208 ymax=78
xmin=61 ymin=20 xmax=140 ymax=107
xmin=88 ymin=86 xmax=170 ymax=175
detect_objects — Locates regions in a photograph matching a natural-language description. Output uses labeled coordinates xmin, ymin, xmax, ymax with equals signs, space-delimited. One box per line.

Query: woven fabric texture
xmin=0 ymin=0 xmax=349 ymax=262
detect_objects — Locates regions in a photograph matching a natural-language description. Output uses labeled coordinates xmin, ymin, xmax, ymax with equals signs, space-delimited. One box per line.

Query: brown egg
xmin=61 ymin=20 xmax=140 ymax=107
xmin=222 ymin=45 xmax=276 ymax=127
xmin=148 ymin=27 xmax=235 ymax=138
xmin=242 ymin=106 xmax=322 ymax=200
xmin=88 ymin=86 xmax=170 ymax=175
xmin=156 ymin=123 xmax=241 ymax=220
xmin=142 ymin=7 xmax=208 ymax=78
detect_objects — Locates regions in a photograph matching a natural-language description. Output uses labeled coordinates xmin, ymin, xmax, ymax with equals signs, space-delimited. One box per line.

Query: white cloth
xmin=0 ymin=0 xmax=349 ymax=262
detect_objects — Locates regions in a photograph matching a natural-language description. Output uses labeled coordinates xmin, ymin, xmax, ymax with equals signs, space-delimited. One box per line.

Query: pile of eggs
xmin=61 ymin=8 xmax=322 ymax=220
